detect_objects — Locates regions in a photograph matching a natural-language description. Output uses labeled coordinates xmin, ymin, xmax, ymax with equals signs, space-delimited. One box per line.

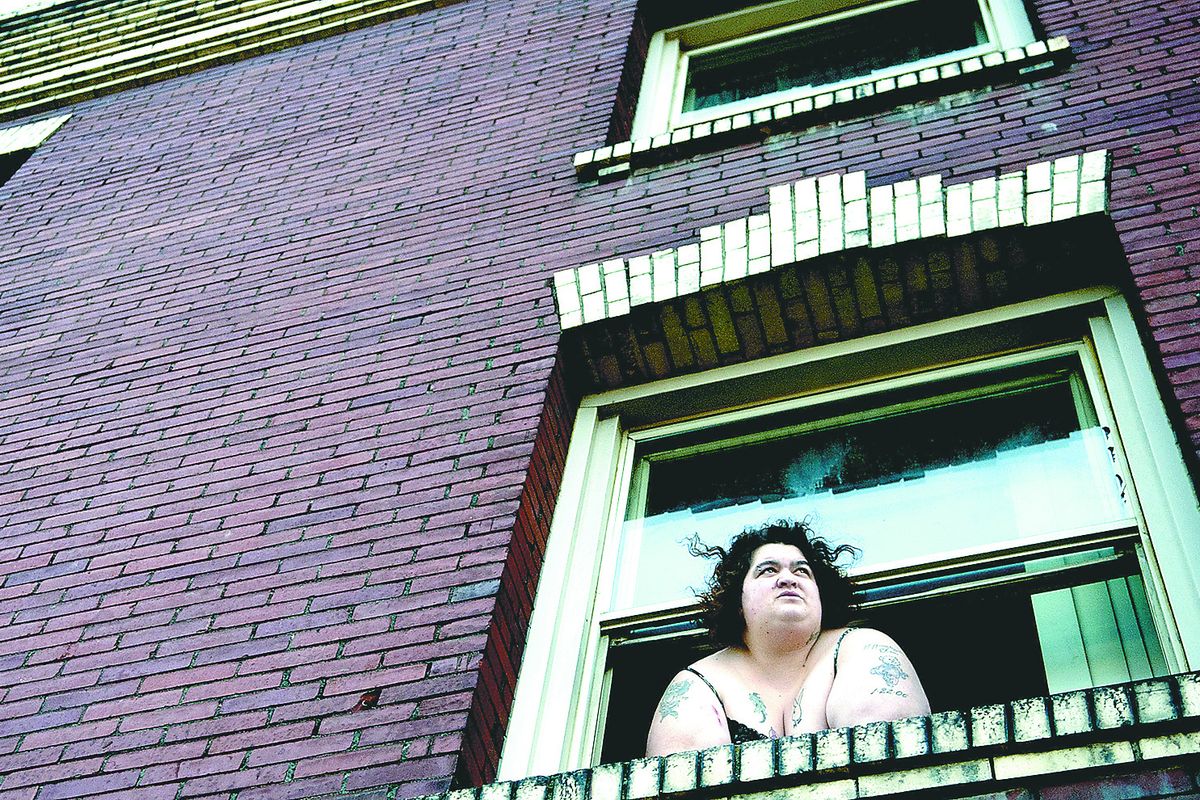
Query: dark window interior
xmin=641 ymin=378 xmax=1084 ymax=518
xmin=683 ymin=0 xmax=986 ymax=111
xmin=0 ymin=149 xmax=33 ymax=187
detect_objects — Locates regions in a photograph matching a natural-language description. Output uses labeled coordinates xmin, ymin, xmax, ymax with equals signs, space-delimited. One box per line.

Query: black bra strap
xmin=832 ymin=627 xmax=859 ymax=676
xmin=683 ymin=667 xmax=729 ymax=716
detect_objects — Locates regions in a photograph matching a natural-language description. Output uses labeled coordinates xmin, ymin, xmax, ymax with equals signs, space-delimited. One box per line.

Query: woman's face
xmin=740 ymin=542 xmax=823 ymax=631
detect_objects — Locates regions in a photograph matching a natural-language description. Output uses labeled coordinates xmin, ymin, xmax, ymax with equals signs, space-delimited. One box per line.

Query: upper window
xmin=498 ymin=291 xmax=1200 ymax=780
xmin=630 ymin=0 xmax=1036 ymax=138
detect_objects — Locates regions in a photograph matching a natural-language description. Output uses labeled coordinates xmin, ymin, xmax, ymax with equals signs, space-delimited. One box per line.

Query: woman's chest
xmin=720 ymin=667 xmax=835 ymax=738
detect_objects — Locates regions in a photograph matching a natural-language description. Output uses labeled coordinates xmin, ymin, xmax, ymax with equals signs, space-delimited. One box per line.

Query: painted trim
xmin=1091 ymin=296 xmax=1200 ymax=667
xmin=498 ymin=410 xmax=623 ymax=780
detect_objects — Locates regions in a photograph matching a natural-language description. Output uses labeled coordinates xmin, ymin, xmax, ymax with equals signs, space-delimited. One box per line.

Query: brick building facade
xmin=0 ymin=0 xmax=1199 ymax=799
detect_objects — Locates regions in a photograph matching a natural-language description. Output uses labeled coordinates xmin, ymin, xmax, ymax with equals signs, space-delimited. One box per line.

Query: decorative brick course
xmin=553 ymin=150 xmax=1109 ymax=330
xmin=0 ymin=0 xmax=466 ymax=122
xmin=0 ymin=113 xmax=69 ymax=155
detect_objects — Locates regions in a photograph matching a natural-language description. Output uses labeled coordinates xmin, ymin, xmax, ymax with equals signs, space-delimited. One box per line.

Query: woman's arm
xmin=645 ymin=670 xmax=732 ymax=756
xmin=824 ymin=629 xmax=930 ymax=729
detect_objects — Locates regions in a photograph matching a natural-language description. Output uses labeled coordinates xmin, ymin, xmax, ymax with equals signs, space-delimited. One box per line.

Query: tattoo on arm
xmin=790 ymin=689 xmax=804 ymax=727
xmin=869 ymin=654 xmax=910 ymax=691
xmin=657 ymin=678 xmax=691 ymax=721
xmin=749 ymin=692 xmax=767 ymax=724
xmin=864 ymin=643 xmax=901 ymax=655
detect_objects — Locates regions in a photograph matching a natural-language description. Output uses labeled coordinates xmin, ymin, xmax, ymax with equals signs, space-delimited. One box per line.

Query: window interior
xmin=0 ymin=148 xmax=33 ymax=187
xmin=596 ymin=349 xmax=1167 ymax=761
xmin=682 ymin=0 xmax=988 ymax=112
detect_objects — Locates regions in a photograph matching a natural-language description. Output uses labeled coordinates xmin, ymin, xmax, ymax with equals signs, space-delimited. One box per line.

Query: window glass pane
xmin=683 ymin=0 xmax=987 ymax=112
xmin=612 ymin=362 xmax=1132 ymax=613
xmin=1031 ymin=564 xmax=1168 ymax=692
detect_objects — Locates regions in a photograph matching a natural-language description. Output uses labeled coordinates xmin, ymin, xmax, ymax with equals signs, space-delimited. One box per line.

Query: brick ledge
xmin=431 ymin=672 xmax=1200 ymax=800
xmin=572 ymin=37 xmax=1071 ymax=183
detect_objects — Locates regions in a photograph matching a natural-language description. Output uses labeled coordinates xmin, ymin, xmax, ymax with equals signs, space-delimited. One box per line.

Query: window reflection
xmin=616 ymin=364 xmax=1131 ymax=612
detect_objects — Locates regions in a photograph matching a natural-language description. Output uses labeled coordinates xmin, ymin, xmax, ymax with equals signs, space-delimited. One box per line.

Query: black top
xmin=684 ymin=628 xmax=857 ymax=743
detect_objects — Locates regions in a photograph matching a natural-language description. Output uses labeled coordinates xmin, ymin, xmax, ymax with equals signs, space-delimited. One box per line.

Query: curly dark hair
xmin=690 ymin=520 xmax=860 ymax=647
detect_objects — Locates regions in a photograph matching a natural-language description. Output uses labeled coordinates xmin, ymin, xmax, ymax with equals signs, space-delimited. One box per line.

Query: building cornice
xmin=0 ymin=0 xmax=463 ymax=122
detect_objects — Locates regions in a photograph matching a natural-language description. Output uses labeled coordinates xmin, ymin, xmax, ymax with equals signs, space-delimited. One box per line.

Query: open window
xmin=630 ymin=0 xmax=1036 ymax=139
xmin=498 ymin=291 xmax=1200 ymax=779
xmin=600 ymin=348 xmax=1164 ymax=762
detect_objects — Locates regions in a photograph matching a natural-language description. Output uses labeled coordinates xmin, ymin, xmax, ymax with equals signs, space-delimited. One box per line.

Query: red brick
xmin=116 ymin=700 xmax=218 ymax=733
xmin=18 ymin=719 xmax=118 ymax=752
xmin=1038 ymin=768 xmax=1194 ymax=800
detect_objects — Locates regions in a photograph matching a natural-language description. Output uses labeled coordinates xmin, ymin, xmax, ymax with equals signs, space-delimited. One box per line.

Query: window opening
xmin=683 ymin=0 xmax=987 ymax=113
xmin=497 ymin=295 xmax=1200 ymax=782
xmin=597 ymin=349 xmax=1166 ymax=761
xmin=630 ymin=0 xmax=1036 ymax=138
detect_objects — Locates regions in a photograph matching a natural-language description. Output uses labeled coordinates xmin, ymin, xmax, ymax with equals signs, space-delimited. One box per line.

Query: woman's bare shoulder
xmin=689 ymin=647 xmax=741 ymax=677
xmin=825 ymin=627 xmax=930 ymax=727
xmin=645 ymin=658 xmax=735 ymax=756
xmin=830 ymin=627 xmax=901 ymax=651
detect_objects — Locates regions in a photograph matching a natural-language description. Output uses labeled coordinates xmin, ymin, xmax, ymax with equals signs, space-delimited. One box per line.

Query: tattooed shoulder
xmin=657 ymin=677 xmax=692 ymax=721
xmin=869 ymin=653 xmax=909 ymax=688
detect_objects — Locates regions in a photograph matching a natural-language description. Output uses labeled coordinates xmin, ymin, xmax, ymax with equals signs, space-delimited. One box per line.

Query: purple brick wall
xmin=0 ymin=0 xmax=1198 ymax=797
xmin=978 ymin=765 xmax=1200 ymax=800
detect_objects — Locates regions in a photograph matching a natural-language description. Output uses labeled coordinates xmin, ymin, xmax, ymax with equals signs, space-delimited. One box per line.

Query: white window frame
xmin=630 ymin=0 xmax=1037 ymax=140
xmin=497 ymin=288 xmax=1200 ymax=780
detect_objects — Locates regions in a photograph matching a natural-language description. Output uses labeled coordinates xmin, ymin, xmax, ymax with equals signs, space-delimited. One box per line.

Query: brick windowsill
xmin=573 ymin=38 xmax=1071 ymax=182
xmin=432 ymin=672 xmax=1200 ymax=800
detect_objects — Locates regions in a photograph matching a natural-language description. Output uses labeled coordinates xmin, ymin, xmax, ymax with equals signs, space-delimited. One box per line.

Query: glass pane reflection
xmin=613 ymin=370 xmax=1131 ymax=612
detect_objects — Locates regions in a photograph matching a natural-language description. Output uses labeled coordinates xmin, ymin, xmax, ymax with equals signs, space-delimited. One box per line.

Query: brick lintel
xmin=552 ymin=149 xmax=1110 ymax=331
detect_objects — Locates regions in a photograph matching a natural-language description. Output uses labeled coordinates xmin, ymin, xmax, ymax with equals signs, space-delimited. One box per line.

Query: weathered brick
xmin=1038 ymin=767 xmax=1195 ymax=800
xmin=117 ymin=700 xmax=219 ymax=733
